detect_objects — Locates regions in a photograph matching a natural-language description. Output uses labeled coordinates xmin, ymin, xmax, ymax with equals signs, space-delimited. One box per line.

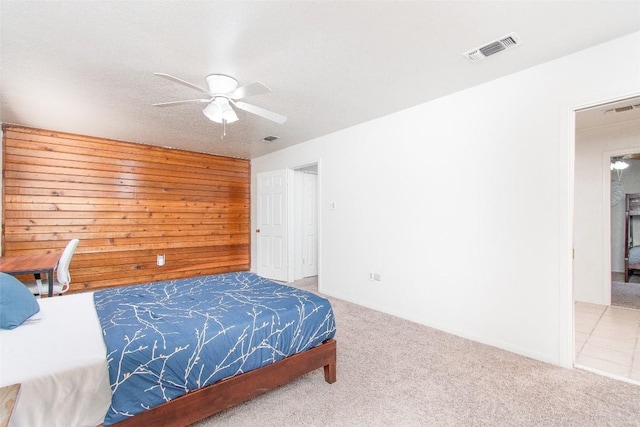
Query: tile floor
xmin=575 ymin=301 xmax=640 ymax=382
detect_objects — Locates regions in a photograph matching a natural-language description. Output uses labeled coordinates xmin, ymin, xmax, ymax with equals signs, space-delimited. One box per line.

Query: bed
xmin=0 ymin=272 xmax=337 ymax=426
xmin=625 ymin=193 xmax=640 ymax=282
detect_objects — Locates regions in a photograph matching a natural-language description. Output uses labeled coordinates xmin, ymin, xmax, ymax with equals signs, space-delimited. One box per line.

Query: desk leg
xmin=33 ymin=273 xmax=43 ymax=296
xmin=47 ymin=269 xmax=54 ymax=297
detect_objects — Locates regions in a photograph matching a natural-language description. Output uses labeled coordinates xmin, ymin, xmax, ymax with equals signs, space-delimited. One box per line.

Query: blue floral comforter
xmin=93 ymin=272 xmax=336 ymax=425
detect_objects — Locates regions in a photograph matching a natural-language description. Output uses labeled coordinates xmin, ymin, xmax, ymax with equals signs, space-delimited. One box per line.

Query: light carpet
xmin=194 ymin=279 xmax=640 ymax=426
xmin=612 ymin=281 xmax=640 ymax=310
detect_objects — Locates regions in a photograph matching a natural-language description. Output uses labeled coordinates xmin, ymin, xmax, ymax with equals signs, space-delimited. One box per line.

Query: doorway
xmin=293 ymin=164 xmax=318 ymax=282
xmin=573 ymin=95 xmax=640 ymax=382
xmin=610 ymin=157 xmax=640 ymax=308
xmin=256 ymin=163 xmax=320 ymax=290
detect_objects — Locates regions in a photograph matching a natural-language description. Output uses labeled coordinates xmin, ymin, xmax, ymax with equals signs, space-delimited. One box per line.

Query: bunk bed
xmin=624 ymin=193 xmax=640 ymax=282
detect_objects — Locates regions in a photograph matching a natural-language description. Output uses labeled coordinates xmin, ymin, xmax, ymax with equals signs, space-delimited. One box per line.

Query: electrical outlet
xmin=157 ymin=254 xmax=165 ymax=266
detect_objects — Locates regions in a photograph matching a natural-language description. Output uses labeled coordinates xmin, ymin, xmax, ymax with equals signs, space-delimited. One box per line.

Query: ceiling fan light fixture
xmin=611 ymin=160 xmax=629 ymax=170
xmin=203 ymin=97 xmax=238 ymax=124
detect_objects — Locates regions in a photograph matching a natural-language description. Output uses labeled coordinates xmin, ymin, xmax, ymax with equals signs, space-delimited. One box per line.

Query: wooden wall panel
xmin=2 ymin=125 xmax=250 ymax=291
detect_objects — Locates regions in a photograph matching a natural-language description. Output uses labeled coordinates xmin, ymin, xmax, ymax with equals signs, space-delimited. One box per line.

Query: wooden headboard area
xmin=1 ymin=125 xmax=250 ymax=292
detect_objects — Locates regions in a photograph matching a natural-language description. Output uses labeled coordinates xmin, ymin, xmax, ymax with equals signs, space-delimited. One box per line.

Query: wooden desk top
xmin=0 ymin=253 xmax=60 ymax=274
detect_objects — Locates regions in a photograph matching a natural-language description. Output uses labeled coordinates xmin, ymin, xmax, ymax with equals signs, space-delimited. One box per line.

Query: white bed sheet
xmin=0 ymin=292 xmax=111 ymax=427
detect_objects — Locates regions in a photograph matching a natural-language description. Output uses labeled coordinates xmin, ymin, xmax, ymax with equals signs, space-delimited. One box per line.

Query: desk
xmin=0 ymin=253 xmax=60 ymax=297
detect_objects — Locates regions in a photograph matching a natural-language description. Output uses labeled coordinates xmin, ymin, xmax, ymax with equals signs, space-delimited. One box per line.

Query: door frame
xmin=292 ymin=167 xmax=319 ymax=280
xmin=602 ymin=146 xmax=640 ymax=305
xmin=254 ymin=160 xmax=322 ymax=285
xmin=286 ymin=161 xmax=321 ymax=285
xmin=569 ymin=90 xmax=640 ymax=368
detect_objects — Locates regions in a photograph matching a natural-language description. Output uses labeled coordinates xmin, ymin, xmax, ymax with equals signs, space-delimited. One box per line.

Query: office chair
xmin=27 ymin=239 xmax=80 ymax=296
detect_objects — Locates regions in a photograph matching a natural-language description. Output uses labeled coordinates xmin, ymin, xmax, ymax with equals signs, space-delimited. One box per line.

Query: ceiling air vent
xmin=463 ymin=33 xmax=522 ymax=62
xmin=262 ymin=135 xmax=279 ymax=143
xmin=615 ymin=106 xmax=634 ymax=113
xmin=605 ymin=103 xmax=640 ymax=115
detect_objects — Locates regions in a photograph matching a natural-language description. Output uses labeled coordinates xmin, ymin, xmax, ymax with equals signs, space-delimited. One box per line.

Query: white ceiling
xmin=1 ymin=1 xmax=639 ymax=159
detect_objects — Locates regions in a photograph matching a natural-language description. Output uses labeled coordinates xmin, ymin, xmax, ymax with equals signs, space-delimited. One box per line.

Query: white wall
xmin=252 ymin=31 xmax=640 ymax=366
xmin=574 ymin=123 xmax=640 ymax=304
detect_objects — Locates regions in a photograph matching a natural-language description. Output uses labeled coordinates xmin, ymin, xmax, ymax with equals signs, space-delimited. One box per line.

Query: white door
xmin=302 ymin=173 xmax=318 ymax=277
xmin=256 ymin=170 xmax=288 ymax=281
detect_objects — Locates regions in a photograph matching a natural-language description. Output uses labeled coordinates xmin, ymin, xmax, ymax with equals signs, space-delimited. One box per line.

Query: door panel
xmin=256 ymin=170 xmax=288 ymax=281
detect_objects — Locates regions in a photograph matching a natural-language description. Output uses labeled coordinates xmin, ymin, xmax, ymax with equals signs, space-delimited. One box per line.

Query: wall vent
xmin=463 ymin=33 xmax=522 ymax=62
xmin=262 ymin=135 xmax=279 ymax=142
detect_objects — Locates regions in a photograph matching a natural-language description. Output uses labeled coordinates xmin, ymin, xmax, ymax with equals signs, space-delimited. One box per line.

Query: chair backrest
xmin=56 ymin=239 xmax=80 ymax=286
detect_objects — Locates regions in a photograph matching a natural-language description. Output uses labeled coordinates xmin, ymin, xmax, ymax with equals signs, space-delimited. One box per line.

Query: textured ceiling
xmin=1 ymin=1 xmax=639 ymax=159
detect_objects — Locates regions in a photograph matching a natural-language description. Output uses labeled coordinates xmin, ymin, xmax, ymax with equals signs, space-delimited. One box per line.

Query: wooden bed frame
xmin=113 ymin=339 xmax=337 ymax=426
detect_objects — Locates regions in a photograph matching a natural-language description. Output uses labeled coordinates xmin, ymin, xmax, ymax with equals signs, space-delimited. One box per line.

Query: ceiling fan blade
xmin=230 ymin=81 xmax=272 ymax=100
xmin=153 ymin=98 xmax=211 ymax=107
xmin=153 ymin=73 xmax=211 ymax=95
xmin=233 ymin=101 xmax=287 ymax=124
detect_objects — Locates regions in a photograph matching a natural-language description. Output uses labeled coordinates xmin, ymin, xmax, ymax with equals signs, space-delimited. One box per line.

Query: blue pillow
xmin=0 ymin=272 xmax=40 ymax=329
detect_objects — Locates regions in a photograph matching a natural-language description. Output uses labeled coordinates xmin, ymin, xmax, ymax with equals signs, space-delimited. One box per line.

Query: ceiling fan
xmin=153 ymin=73 xmax=287 ymax=136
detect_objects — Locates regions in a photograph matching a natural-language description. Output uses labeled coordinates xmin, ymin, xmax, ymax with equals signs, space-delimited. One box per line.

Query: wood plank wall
xmin=2 ymin=125 xmax=250 ymax=292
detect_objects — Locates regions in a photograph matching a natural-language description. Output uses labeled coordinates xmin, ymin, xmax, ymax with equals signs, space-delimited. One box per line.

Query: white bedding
xmin=0 ymin=292 xmax=111 ymax=427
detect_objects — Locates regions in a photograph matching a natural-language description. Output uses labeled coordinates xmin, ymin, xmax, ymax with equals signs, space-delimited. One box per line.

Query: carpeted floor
xmin=612 ymin=281 xmax=640 ymax=310
xmin=193 ymin=278 xmax=640 ymax=427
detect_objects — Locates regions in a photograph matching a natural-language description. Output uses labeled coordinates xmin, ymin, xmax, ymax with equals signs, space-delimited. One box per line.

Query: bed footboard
xmin=113 ymin=339 xmax=337 ymax=427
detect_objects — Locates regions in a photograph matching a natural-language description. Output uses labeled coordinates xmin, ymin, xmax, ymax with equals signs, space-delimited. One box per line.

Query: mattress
xmin=95 ymin=272 xmax=336 ymax=425
xmin=0 ymin=292 xmax=111 ymax=427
